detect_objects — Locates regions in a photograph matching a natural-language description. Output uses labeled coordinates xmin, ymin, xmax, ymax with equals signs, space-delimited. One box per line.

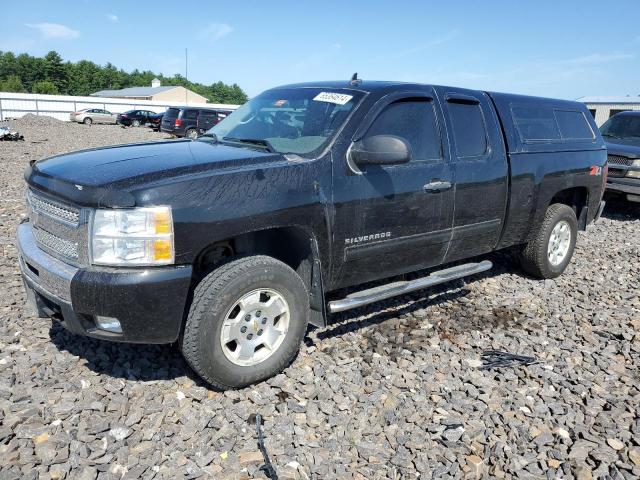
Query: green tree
xmin=32 ymin=79 xmax=59 ymax=94
xmin=0 ymin=50 xmax=248 ymax=102
xmin=44 ymin=51 xmax=67 ymax=93
xmin=0 ymin=74 xmax=25 ymax=92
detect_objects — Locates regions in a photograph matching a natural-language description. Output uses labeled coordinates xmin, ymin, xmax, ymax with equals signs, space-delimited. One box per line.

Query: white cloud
xmin=567 ymin=52 xmax=634 ymax=65
xmin=199 ymin=23 xmax=233 ymax=41
xmin=106 ymin=14 xmax=119 ymax=23
xmin=25 ymin=23 xmax=80 ymax=40
xmin=333 ymin=43 xmax=342 ymax=50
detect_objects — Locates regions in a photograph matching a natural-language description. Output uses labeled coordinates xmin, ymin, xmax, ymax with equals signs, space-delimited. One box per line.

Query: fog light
xmin=95 ymin=316 xmax=122 ymax=333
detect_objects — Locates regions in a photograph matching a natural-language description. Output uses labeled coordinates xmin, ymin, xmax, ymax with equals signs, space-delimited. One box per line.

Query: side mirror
xmin=350 ymin=135 xmax=411 ymax=166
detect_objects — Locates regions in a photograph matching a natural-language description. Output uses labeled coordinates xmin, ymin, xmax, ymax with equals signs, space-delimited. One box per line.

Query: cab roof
xmin=271 ymin=80 xmax=423 ymax=93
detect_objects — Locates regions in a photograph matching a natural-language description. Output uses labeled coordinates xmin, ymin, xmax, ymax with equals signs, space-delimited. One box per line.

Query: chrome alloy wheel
xmin=547 ymin=220 xmax=571 ymax=266
xmin=220 ymin=289 xmax=290 ymax=366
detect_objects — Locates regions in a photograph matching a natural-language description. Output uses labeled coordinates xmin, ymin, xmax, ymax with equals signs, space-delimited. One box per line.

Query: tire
xmin=185 ymin=128 xmax=198 ymax=139
xmin=520 ymin=203 xmax=578 ymax=279
xmin=131 ymin=119 xmax=141 ymax=127
xmin=83 ymin=117 xmax=92 ymax=125
xmin=182 ymin=255 xmax=309 ymax=390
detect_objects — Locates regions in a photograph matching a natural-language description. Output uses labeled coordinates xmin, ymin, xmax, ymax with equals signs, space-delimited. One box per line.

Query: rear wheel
xmin=131 ymin=119 xmax=141 ymax=127
xmin=83 ymin=117 xmax=92 ymax=125
xmin=185 ymin=128 xmax=198 ymax=139
xmin=181 ymin=255 xmax=309 ymax=389
xmin=520 ymin=203 xmax=578 ymax=279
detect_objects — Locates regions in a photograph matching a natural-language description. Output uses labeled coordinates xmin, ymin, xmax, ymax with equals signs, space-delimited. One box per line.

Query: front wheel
xmin=520 ymin=203 xmax=578 ymax=279
xmin=181 ymin=255 xmax=309 ymax=389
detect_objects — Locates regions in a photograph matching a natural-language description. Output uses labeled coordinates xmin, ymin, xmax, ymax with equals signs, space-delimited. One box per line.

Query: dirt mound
xmin=11 ymin=113 xmax=62 ymax=128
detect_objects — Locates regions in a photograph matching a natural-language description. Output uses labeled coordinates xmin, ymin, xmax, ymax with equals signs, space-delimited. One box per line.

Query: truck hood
xmin=605 ymin=139 xmax=640 ymax=159
xmin=26 ymin=139 xmax=285 ymax=207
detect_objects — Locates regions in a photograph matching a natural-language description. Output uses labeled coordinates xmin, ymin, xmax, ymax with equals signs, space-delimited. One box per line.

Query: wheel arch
xmin=549 ymin=186 xmax=589 ymax=230
xmin=192 ymin=226 xmax=327 ymax=327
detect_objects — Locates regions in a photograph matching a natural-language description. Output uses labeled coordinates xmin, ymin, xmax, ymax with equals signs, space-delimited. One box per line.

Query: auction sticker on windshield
xmin=313 ymin=92 xmax=353 ymax=105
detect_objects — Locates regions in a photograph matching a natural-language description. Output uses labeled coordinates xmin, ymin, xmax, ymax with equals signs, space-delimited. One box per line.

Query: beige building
xmin=91 ymin=79 xmax=208 ymax=104
xmin=577 ymin=96 xmax=640 ymax=126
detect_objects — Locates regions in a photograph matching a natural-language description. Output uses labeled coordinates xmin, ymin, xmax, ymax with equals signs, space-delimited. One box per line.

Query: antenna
xmin=350 ymin=72 xmax=361 ymax=86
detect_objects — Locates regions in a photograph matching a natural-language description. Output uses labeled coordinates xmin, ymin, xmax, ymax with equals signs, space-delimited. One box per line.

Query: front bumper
xmin=17 ymin=222 xmax=193 ymax=343
xmin=606 ymin=177 xmax=640 ymax=200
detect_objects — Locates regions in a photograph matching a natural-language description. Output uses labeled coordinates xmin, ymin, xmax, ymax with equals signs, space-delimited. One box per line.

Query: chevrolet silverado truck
xmin=17 ymin=80 xmax=607 ymax=389
xmin=600 ymin=111 xmax=640 ymax=203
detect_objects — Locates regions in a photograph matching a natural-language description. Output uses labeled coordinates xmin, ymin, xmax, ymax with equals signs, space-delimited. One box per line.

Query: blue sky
xmin=1 ymin=0 xmax=639 ymax=99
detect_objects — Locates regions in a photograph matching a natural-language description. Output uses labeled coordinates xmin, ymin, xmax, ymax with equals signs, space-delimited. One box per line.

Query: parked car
xmin=70 ymin=108 xmax=117 ymax=125
xmin=148 ymin=112 xmax=164 ymax=132
xmin=600 ymin=111 xmax=640 ymax=203
xmin=18 ymin=80 xmax=607 ymax=389
xmin=116 ymin=110 xmax=157 ymax=127
xmin=161 ymin=107 xmax=232 ymax=138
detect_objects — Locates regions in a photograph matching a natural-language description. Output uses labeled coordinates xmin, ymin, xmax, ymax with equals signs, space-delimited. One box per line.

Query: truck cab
xmin=17 ymin=80 xmax=607 ymax=389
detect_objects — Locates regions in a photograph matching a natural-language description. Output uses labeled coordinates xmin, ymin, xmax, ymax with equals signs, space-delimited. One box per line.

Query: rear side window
xmin=512 ymin=106 xmax=561 ymax=141
xmin=512 ymin=105 xmax=594 ymax=142
xmin=555 ymin=110 xmax=594 ymax=140
xmin=365 ymin=98 xmax=441 ymax=162
xmin=164 ymin=108 xmax=180 ymax=119
xmin=185 ymin=110 xmax=198 ymax=120
xmin=447 ymin=101 xmax=488 ymax=157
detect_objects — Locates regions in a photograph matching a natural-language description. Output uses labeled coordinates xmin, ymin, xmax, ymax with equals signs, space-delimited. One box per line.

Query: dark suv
xmin=161 ymin=107 xmax=232 ymax=138
xmin=116 ymin=110 xmax=157 ymax=127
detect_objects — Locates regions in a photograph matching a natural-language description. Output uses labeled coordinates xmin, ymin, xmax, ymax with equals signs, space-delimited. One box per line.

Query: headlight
xmin=628 ymin=159 xmax=640 ymax=178
xmin=90 ymin=206 xmax=174 ymax=266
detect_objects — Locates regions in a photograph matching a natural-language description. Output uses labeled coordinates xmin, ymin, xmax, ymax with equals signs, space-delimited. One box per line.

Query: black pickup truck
xmin=18 ymin=80 xmax=607 ymax=389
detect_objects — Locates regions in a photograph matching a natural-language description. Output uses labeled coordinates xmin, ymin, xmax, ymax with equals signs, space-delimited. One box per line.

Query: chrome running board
xmin=327 ymin=260 xmax=492 ymax=313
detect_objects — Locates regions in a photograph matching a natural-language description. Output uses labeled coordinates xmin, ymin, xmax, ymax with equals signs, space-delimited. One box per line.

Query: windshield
xmin=205 ymin=88 xmax=363 ymax=156
xmin=600 ymin=114 xmax=640 ymax=139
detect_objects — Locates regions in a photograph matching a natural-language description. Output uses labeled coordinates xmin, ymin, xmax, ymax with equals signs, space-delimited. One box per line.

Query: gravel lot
xmin=0 ymin=115 xmax=639 ymax=479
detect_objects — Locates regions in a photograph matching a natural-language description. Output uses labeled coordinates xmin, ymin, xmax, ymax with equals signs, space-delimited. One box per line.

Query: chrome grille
xmin=607 ymin=155 xmax=634 ymax=167
xmin=27 ymin=189 xmax=87 ymax=265
xmin=608 ymin=168 xmax=626 ymax=178
xmin=33 ymin=228 xmax=79 ymax=260
xmin=28 ymin=190 xmax=80 ymax=225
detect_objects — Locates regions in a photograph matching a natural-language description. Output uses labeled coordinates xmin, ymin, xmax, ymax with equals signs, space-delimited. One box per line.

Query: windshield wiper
xmin=198 ymin=132 xmax=218 ymax=142
xmin=602 ymin=133 xmax=622 ymax=139
xmin=222 ymin=136 xmax=276 ymax=153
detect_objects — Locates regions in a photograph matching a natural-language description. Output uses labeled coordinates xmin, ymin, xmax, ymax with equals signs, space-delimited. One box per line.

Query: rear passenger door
xmin=184 ymin=109 xmax=199 ymax=128
xmin=435 ymin=87 xmax=509 ymax=261
xmin=96 ymin=109 xmax=111 ymax=123
xmin=198 ymin=110 xmax=219 ymax=131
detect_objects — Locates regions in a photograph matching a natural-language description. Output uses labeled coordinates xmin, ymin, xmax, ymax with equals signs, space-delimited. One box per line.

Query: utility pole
xmin=185 ymin=48 xmax=188 ymax=104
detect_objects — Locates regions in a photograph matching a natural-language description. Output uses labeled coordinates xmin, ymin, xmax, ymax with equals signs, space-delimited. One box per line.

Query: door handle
xmin=423 ymin=180 xmax=452 ymax=192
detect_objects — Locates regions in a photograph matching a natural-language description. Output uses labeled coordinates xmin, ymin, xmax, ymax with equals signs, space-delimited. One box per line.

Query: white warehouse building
xmin=577 ymin=96 xmax=640 ymax=127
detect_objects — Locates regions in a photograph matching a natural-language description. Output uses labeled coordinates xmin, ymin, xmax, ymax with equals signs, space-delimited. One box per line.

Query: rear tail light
xmin=174 ymin=119 xmax=182 ymax=127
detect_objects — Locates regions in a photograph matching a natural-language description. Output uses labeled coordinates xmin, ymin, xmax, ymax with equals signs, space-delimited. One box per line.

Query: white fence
xmin=0 ymin=91 xmax=239 ymax=122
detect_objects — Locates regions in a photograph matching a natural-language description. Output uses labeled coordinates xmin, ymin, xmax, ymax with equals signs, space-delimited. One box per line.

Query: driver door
xmin=331 ymin=90 xmax=455 ymax=289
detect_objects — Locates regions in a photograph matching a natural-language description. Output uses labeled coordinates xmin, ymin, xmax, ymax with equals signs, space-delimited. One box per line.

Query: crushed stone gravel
xmin=0 ymin=115 xmax=639 ymax=479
